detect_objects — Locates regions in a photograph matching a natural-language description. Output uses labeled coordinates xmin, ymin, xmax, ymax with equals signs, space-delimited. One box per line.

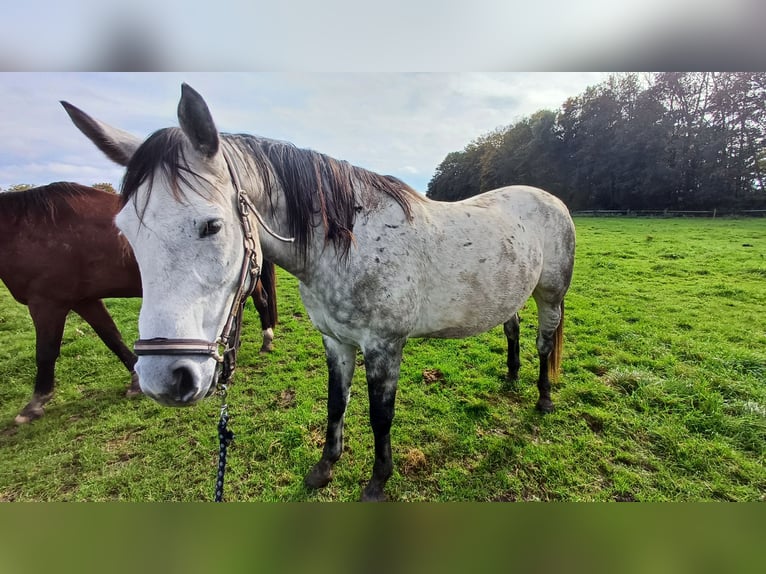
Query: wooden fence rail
xmin=571 ymin=209 xmax=766 ymax=217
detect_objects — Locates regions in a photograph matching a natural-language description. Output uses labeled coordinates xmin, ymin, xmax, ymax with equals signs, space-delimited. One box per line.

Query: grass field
xmin=0 ymin=217 xmax=764 ymax=501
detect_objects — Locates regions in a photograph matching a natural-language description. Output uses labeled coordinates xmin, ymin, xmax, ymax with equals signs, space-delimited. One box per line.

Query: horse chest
xmin=299 ymin=282 xmax=357 ymax=343
xmin=298 ymin=266 xmax=416 ymax=344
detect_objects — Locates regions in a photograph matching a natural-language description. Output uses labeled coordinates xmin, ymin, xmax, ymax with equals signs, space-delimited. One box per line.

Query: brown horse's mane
xmin=0 ymin=182 xmax=109 ymax=223
xmin=120 ymin=128 xmax=422 ymax=259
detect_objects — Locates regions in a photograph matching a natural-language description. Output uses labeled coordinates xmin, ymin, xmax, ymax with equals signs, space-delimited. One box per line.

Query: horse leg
xmin=15 ymin=302 xmax=68 ymax=424
xmin=533 ymin=295 xmax=564 ymax=414
xmin=503 ymin=313 xmax=521 ymax=383
xmin=251 ymin=287 xmax=273 ymax=353
xmin=257 ymin=260 xmax=277 ymax=353
xmin=360 ymin=338 xmax=405 ymax=502
xmin=72 ymin=300 xmax=140 ymax=395
xmin=304 ymin=336 xmax=356 ymax=489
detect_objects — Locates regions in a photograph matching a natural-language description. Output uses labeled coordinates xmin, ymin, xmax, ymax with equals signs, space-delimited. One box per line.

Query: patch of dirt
xmin=104 ymin=436 xmax=132 ymax=452
xmin=582 ymin=413 xmax=604 ymax=433
xmin=275 ymin=388 xmax=296 ymax=409
xmin=306 ymin=424 xmax=325 ymax=448
xmin=400 ymin=448 xmax=428 ymax=476
xmin=422 ymin=368 xmax=445 ymax=384
xmin=614 ymin=493 xmax=636 ymax=502
xmin=491 ymin=493 xmax=517 ymax=502
xmin=492 ymin=488 xmax=549 ymax=502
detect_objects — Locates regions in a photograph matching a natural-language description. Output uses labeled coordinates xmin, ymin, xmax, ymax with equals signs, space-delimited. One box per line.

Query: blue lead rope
xmin=214 ymin=402 xmax=234 ymax=502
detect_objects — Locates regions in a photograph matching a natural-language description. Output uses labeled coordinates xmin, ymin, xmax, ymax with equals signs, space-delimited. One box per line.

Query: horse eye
xmin=200 ymin=219 xmax=223 ymax=238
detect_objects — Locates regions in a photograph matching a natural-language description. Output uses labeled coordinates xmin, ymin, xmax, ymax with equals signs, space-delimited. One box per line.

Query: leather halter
xmin=133 ymin=149 xmax=263 ymax=386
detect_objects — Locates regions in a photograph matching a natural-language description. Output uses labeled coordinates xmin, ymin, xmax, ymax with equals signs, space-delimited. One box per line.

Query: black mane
xmin=226 ymin=133 xmax=420 ymax=259
xmin=0 ymin=182 xmax=105 ymax=222
xmin=121 ymin=127 xmax=203 ymax=205
xmin=119 ymin=127 xmax=421 ymax=259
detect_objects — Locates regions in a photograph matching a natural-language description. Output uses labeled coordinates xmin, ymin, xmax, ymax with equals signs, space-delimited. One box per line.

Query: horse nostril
xmin=172 ymin=365 xmax=197 ymax=401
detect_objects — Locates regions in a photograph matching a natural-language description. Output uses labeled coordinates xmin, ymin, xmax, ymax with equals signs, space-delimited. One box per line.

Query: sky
xmin=1 ymin=0 xmax=762 ymax=193
xmin=0 ymin=73 xmax=612 ymax=193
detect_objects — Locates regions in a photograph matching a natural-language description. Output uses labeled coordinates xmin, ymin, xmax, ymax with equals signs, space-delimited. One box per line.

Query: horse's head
xmin=62 ymin=84 xmax=262 ymax=406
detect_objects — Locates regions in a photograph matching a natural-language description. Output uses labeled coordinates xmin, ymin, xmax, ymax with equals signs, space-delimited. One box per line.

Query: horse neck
xmin=250 ymin=184 xmax=314 ymax=280
xmin=224 ymin=140 xmax=316 ymax=280
xmin=0 ymin=210 xmax=20 ymax=270
xmin=0 ymin=218 xmax=16 ymax=279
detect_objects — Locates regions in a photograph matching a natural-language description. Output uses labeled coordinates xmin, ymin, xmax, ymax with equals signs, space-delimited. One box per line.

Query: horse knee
xmin=35 ymin=343 xmax=60 ymax=367
xmin=536 ymin=332 xmax=554 ymax=357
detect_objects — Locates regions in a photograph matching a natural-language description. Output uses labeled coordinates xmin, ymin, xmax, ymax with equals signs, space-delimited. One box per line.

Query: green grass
xmin=1 ymin=217 xmax=764 ymax=501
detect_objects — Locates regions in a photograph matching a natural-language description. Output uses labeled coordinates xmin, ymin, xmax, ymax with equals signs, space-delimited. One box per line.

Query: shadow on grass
xmin=0 ymin=386 xmax=144 ymax=444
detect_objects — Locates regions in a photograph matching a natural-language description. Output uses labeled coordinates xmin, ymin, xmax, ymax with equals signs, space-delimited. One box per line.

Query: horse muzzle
xmin=136 ymin=356 xmax=218 ymax=407
xmin=134 ymin=337 xmax=223 ymax=406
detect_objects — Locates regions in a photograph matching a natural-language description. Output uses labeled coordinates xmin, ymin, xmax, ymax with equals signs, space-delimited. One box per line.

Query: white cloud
xmin=0 ymin=73 xmax=610 ymax=191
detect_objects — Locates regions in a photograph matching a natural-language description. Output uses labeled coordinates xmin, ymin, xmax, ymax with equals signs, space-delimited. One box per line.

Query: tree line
xmin=427 ymin=73 xmax=766 ymax=211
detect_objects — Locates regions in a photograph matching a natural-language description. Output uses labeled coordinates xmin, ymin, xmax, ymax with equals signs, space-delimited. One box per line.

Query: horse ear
xmin=60 ymin=101 xmax=141 ymax=166
xmin=177 ymin=83 xmax=219 ymax=158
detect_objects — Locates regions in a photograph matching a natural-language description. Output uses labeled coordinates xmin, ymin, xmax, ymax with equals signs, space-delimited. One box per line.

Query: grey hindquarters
xmin=402 ymin=199 xmax=543 ymax=339
xmin=528 ymin=188 xmax=575 ymax=412
xmin=470 ymin=186 xmax=575 ymax=411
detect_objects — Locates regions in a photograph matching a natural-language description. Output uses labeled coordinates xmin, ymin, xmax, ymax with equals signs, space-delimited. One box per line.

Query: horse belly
xmin=412 ymin=289 xmax=529 ymax=339
xmin=411 ymin=258 xmax=539 ymax=339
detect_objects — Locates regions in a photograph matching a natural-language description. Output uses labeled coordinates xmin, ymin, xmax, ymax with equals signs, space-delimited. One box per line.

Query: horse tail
xmin=548 ymin=300 xmax=564 ymax=381
xmin=261 ymin=259 xmax=278 ymax=328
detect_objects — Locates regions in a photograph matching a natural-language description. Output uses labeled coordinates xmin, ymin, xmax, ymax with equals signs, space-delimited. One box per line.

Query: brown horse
xmin=0 ymin=182 xmax=277 ymax=424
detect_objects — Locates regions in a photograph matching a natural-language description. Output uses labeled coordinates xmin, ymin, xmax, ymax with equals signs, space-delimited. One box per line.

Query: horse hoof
xmin=259 ymin=344 xmax=273 ymax=354
xmin=15 ymin=408 xmax=44 ymax=425
xmin=15 ymin=393 xmax=52 ymax=424
xmin=535 ymin=399 xmax=555 ymax=414
xmin=126 ymin=373 xmax=142 ymax=396
xmin=304 ymin=461 xmax=333 ymax=489
xmin=360 ymin=485 xmax=388 ymax=502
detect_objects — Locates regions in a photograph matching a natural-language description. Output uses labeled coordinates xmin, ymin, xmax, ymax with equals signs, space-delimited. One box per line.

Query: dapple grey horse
xmin=63 ymin=84 xmax=575 ymax=501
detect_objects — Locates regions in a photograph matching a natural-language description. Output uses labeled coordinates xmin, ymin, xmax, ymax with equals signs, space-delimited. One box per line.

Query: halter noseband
xmin=133 ymin=149 xmax=264 ymax=386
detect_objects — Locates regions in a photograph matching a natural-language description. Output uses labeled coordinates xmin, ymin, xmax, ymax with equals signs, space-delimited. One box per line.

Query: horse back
xmin=0 ymin=184 xmax=141 ymax=304
xmin=301 ymin=185 xmax=572 ymax=342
